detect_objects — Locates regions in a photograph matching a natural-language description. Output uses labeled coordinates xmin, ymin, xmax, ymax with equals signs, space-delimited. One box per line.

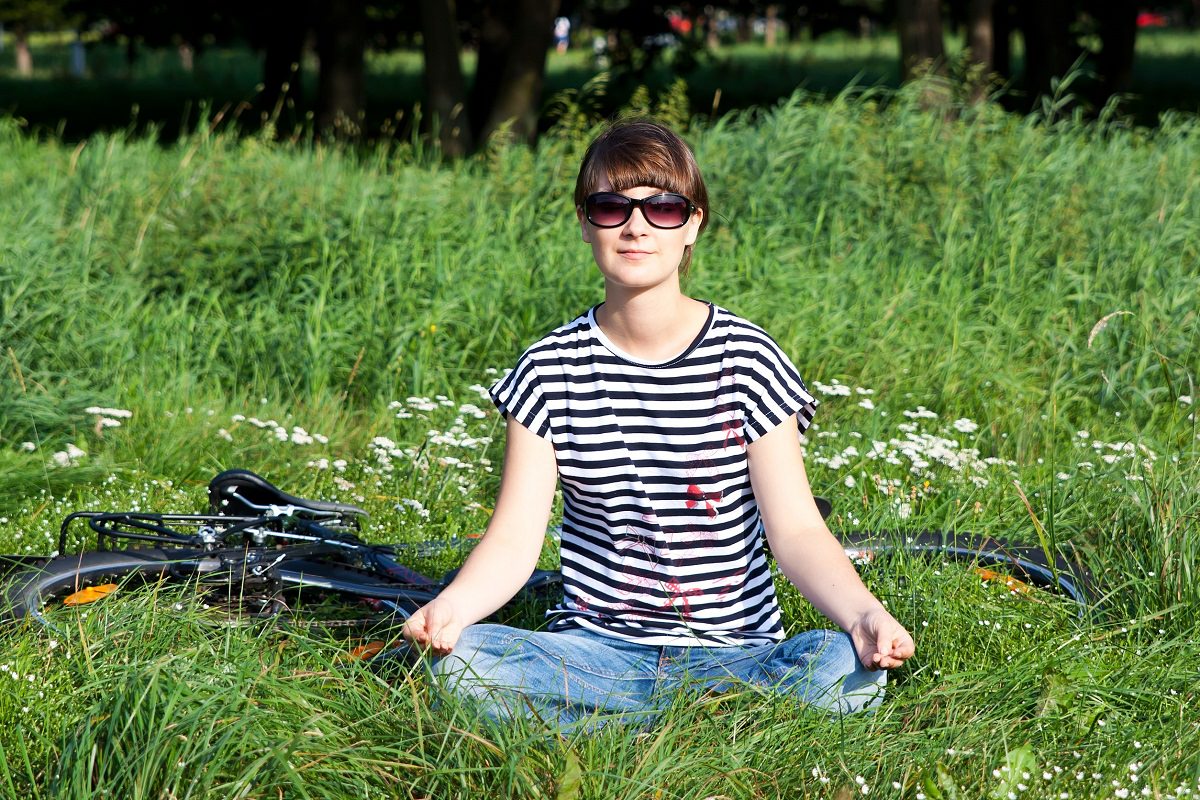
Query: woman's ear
xmin=577 ymin=206 xmax=592 ymax=243
xmin=682 ymin=207 xmax=704 ymax=246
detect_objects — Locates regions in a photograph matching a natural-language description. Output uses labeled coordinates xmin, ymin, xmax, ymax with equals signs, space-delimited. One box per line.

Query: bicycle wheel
xmin=837 ymin=529 xmax=1093 ymax=613
xmin=2 ymin=548 xmax=449 ymax=634
xmin=2 ymin=549 xmax=185 ymax=629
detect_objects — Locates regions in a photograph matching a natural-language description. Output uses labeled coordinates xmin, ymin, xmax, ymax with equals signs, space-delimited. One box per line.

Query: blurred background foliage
xmin=1 ymin=0 xmax=1199 ymax=147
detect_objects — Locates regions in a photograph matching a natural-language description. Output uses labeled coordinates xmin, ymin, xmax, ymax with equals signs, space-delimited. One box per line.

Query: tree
xmin=245 ymin=0 xmax=308 ymax=123
xmin=896 ymin=0 xmax=946 ymax=79
xmin=1091 ymin=0 xmax=1138 ymax=97
xmin=314 ymin=0 xmax=367 ymax=136
xmin=419 ymin=0 xmax=471 ymax=155
xmin=0 ymin=0 xmax=78 ymax=75
xmin=964 ymin=0 xmax=995 ymax=101
xmin=465 ymin=0 xmax=560 ymax=146
xmin=1016 ymin=0 xmax=1077 ymax=102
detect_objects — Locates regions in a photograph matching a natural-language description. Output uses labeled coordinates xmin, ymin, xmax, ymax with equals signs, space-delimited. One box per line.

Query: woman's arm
xmin=747 ymin=415 xmax=915 ymax=670
xmin=401 ymin=415 xmax=558 ymax=655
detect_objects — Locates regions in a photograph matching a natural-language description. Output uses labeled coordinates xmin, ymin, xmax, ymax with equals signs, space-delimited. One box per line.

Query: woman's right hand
xmin=402 ymin=416 xmax=558 ymax=657
xmin=402 ymin=596 xmax=465 ymax=656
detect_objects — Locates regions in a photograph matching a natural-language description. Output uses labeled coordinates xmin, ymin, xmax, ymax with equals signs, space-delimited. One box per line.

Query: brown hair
xmin=574 ymin=119 xmax=709 ymax=275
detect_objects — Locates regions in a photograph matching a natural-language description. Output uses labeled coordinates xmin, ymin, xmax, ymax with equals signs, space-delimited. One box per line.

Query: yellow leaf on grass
xmin=974 ymin=567 xmax=1032 ymax=594
xmin=62 ymin=583 xmax=118 ymax=606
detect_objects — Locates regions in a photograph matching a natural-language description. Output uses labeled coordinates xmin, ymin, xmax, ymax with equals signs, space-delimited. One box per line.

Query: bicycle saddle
xmin=207 ymin=469 xmax=368 ymax=520
xmin=814 ymin=496 xmax=832 ymax=520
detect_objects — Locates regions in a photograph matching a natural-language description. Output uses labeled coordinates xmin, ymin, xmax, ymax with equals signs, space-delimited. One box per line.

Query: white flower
xmin=396 ymin=498 xmax=430 ymax=519
xmin=858 ymin=398 xmax=876 ymax=410
xmin=51 ymin=443 xmax=87 ymax=467
xmin=844 ymin=475 xmax=857 ymax=488
xmin=952 ymin=418 xmax=979 ymax=433
xmin=812 ymin=380 xmax=852 ymax=397
xmin=1179 ymin=395 xmax=1193 ymax=405
xmin=84 ymin=406 xmax=133 ymax=419
xmin=20 ymin=442 xmax=36 ymax=452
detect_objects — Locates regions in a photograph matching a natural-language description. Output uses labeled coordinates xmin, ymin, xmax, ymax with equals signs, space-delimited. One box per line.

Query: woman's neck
xmin=594 ymin=288 xmax=710 ymax=362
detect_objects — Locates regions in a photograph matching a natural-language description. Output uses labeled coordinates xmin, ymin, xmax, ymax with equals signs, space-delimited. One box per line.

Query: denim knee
xmin=771 ymin=630 xmax=886 ymax=715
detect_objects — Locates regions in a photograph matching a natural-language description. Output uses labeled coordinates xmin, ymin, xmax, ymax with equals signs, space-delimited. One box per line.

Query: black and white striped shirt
xmin=490 ymin=303 xmax=818 ymax=646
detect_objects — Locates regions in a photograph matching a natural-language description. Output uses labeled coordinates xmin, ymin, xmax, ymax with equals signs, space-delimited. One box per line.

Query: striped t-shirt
xmin=489 ymin=303 xmax=818 ymax=647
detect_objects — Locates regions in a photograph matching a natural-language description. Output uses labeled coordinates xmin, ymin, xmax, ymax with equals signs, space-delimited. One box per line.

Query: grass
xmin=2 ymin=78 xmax=1200 ymax=797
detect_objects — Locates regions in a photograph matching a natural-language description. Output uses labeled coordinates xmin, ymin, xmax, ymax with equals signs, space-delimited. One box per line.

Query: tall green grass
xmin=2 ymin=82 xmax=1199 ymax=797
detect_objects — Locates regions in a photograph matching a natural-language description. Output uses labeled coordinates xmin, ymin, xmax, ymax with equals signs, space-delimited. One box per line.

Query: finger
xmin=875 ymin=629 xmax=893 ymax=664
xmin=401 ymin=609 xmax=431 ymax=645
xmin=430 ymin=620 xmax=462 ymax=655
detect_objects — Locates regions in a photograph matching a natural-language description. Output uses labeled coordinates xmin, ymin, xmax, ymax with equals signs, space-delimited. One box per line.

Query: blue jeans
xmin=431 ymin=624 xmax=885 ymax=730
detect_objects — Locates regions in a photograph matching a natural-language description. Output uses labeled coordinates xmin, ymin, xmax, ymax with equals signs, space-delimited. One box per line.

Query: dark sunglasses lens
xmin=643 ymin=195 xmax=691 ymax=228
xmin=587 ymin=194 xmax=631 ymax=227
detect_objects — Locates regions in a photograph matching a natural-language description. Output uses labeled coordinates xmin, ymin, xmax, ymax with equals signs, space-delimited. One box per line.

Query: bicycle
xmin=1 ymin=469 xmax=1093 ymax=646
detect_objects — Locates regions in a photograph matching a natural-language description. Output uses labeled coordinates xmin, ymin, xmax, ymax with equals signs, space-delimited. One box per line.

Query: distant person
xmin=554 ymin=16 xmax=571 ymax=53
xmin=70 ymin=32 xmax=86 ymax=77
xmin=403 ymin=119 xmax=915 ymax=729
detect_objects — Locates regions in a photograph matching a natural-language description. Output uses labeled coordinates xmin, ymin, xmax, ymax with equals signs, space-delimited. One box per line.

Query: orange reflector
xmin=62 ymin=583 xmax=119 ymax=606
xmin=346 ymin=641 xmax=387 ymax=661
xmin=974 ymin=567 xmax=1032 ymax=594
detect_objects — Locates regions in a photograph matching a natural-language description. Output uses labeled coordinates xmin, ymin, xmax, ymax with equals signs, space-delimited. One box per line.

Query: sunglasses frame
xmin=583 ymin=192 xmax=696 ymax=230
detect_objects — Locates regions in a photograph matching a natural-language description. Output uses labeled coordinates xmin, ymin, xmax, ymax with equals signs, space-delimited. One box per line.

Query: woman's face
xmin=576 ymin=180 xmax=704 ymax=296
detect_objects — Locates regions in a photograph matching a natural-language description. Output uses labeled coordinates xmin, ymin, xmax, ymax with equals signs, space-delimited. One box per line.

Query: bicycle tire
xmin=836 ymin=529 xmax=1093 ymax=612
xmin=2 ymin=549 xmax=181 ymax=629
xmin=2 ymin=549 xmax=447 ymax=633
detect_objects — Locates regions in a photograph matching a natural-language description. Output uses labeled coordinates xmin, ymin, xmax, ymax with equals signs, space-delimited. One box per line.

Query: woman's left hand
xmin=847 ymin=609 xmax=916 ymax=670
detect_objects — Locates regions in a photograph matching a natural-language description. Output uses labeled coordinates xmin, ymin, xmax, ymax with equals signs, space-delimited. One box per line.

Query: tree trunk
xmin=315 ymin=0 xmax=366 ymax=137
xmin=967 ymin=0 xmax=994 ymax=69
xmin=965 ymin=0 xmax=995 ymax=102
xmin=258 ymin=1 xmax=309 ymax=123
xmin=1017 ymin=0 xmax=1075 ymax=104
xmin=993 ymin=2 xmax=1012 ymax=78
xmin=1093 ymin=0 xmax=1137 ymax=98
xmin=469 ymin=0 xmax=559 ymax=147
xmin=896 ymin=0 xmax=947 ymax=79
xmin=420 ymin=0 xmax=472 ymax=156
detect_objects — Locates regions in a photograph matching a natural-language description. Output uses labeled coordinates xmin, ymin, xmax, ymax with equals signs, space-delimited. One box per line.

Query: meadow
xmin=1 ymin=78 xmax=1200 ymax=798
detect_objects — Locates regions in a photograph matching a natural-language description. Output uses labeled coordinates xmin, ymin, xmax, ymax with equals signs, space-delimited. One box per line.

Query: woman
xmin=402 ymin=119 xmax=914 ymax=728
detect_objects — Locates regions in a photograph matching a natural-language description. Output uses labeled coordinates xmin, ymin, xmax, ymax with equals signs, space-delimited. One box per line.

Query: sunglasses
xmin=583 ymin=192 xmax=696 ymax=229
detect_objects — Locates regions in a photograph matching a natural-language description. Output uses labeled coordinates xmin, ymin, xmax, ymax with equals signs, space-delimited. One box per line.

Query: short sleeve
xmin=488 ymin=350 xmax=553 ymax=440
xmin=739 ymin=338 xmax=819 ymax=442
